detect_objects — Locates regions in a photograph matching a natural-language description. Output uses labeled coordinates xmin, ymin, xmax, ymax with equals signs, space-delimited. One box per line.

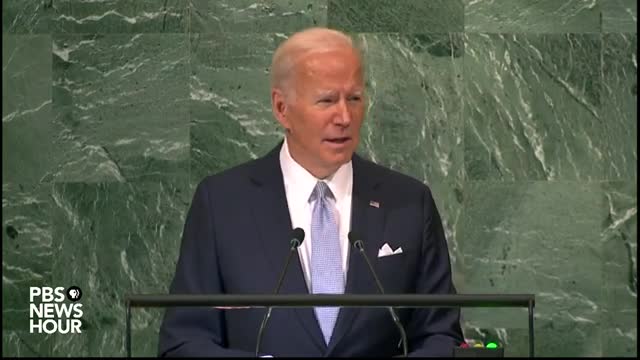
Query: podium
xmin=124 ymin=293 xmax=535 ymax=357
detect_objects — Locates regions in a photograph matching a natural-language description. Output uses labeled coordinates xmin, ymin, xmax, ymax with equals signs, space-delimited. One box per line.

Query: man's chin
xmin=325 ymin=153 xmax=354 ymax=167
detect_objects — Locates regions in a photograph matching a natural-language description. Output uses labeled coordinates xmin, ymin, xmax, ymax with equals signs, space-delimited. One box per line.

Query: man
xmin=158 ymin=27 xmax=464 ymax=357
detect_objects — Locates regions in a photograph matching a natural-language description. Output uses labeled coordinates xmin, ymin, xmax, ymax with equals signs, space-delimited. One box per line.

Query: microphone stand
xmin=255 ymin=234 xmax=303 ymax=357
xmin=352 ymin=238 xmax=409 ymax=357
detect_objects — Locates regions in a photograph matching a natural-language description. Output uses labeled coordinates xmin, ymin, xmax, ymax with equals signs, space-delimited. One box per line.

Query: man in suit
xmin=158 ymin=27 xmax=464 ymax=357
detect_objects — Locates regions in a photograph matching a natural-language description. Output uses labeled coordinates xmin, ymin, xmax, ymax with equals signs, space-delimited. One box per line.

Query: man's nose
xmin=334 ymin=99 xmax=352 ymax=126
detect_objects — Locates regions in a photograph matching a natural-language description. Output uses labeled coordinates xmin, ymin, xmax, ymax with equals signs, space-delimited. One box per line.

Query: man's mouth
xmin=324 ymin=137 xmax=351 ymax=144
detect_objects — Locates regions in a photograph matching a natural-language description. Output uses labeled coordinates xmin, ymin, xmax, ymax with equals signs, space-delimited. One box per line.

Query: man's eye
xmin=349 ymin=96 xmax=362 ymax=101
xmin=318 ymin=98 xmax=333 ymax=103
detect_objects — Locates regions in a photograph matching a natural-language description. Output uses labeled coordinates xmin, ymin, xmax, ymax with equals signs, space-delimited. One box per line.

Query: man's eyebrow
xmin=315 ymin=90 xmax=336 ymax=97
xmin=315 ymin=89 xmax=364 ymax=97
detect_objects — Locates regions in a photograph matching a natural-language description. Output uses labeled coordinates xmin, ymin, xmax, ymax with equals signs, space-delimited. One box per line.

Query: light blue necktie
xmin=310 ymin=181 xmax=345 ymax=345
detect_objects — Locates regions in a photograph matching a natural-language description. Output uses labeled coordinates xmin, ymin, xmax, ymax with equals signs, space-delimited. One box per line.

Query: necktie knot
xmin=310 ymin=181 xmax=333 ymax=202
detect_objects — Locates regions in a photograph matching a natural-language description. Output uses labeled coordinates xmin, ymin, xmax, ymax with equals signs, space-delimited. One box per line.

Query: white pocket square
xmin=377 ymin=243 xmax=403 ymax=258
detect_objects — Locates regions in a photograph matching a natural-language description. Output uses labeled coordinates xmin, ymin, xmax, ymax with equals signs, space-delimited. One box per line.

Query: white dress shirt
xmin=279 ymin=138 xmax=353 ymax=292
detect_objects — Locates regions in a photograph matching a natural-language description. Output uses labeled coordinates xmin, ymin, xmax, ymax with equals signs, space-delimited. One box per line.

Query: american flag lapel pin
xmin=369 ymin=200 xmax=380 ymax=208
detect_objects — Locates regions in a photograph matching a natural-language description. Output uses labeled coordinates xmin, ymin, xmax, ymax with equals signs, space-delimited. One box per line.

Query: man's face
xmin=275 ymin=46 xmax=366 ymax=178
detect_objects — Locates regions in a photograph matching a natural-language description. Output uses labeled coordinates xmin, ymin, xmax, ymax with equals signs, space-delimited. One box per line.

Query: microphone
xmin=255 ymin=228 xmax=305 ymax=357
xmin=348 ymin=231 xmax=408 ymax=357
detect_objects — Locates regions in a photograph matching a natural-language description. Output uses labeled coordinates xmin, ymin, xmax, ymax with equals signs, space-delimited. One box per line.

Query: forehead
xmin=293 ymin=48 xmax=364 ymax=90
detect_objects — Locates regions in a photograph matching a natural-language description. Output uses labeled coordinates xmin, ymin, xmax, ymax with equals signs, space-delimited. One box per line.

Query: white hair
xmin=270 ymin=27 xmax=362 ymax=100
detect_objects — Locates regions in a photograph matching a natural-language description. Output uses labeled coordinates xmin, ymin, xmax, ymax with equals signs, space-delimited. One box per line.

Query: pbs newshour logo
xmin=29 ymin=286 xmax=83 ymax=334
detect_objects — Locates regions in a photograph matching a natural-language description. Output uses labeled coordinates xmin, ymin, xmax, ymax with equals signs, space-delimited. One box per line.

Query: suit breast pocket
xmin=375 ymin=251 xmax=415 ymax=292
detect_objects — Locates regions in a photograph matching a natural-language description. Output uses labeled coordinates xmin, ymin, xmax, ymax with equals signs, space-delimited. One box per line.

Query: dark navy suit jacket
xmin=158 ymin=142 xmax=464 ymax=357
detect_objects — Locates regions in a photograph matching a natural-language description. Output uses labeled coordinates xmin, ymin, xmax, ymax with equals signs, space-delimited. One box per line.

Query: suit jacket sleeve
xmin=157 ymin=180 xmax=255 ymax=357
xmin=405 ymin=187 xmax=465 ymax=357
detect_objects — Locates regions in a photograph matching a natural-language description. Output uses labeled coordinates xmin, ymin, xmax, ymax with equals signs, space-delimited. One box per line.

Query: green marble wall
xmin=2 ymin=0 xmax=636 ymax=357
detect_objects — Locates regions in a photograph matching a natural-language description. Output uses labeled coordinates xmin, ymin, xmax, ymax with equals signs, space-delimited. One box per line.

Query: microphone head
xmin=290 ymin=227 xmax=305 ymax=248
xmin=348 ymin=231 xmax=363 ymax=248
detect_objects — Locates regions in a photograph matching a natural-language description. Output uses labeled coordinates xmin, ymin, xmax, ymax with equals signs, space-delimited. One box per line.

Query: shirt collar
xmin=279 ymin=137 xmax=352 ymax=203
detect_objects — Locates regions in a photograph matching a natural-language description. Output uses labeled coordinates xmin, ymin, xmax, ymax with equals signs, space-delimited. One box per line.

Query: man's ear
xmin=271 ymin=88 xmax=291 ymax=130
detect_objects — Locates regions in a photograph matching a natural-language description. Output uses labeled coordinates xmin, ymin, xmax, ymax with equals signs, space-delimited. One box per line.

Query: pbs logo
xmin=29 ymin=285 xmax=84 ymax=334
xmin=66 ymin=286 xmax=82 ymax=302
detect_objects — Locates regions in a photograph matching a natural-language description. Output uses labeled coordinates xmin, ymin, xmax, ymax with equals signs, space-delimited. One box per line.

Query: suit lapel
xmin=326 ymin=154 xmax=387 ymax=354
xmin=249 ymin=143 xmax=326 ymax=352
